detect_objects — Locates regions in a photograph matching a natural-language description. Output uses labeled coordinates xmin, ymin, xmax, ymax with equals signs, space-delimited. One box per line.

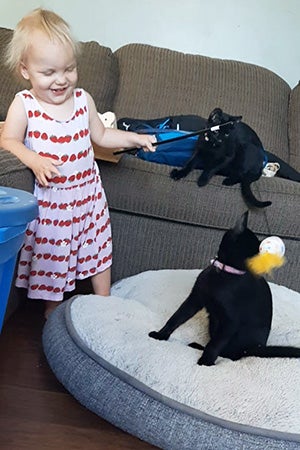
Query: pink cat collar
xmin=211 ymin=259 xmax=246 ymax=275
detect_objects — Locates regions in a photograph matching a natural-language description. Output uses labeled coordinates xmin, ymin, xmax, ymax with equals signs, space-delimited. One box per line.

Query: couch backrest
xmin=77 ymin=40 xmax=119 ymax=113
xmin=0 ymin=27 xmax=119 ymax=120
xmin=113 ymin=44 xmax=291 ymax=161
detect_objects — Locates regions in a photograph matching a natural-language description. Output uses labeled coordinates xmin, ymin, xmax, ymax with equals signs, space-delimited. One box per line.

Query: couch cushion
xmin=113 ymin=44 xmax=290 ymax=161
xmin=100 ymin=156 xmax=299 ymax=239
xmin=0 ymin=149 xmax=34 ymax=191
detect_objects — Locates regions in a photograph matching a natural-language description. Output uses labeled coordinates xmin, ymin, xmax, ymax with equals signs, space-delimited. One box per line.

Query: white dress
xmin=15 ymin=88 xmax=112 ymax=301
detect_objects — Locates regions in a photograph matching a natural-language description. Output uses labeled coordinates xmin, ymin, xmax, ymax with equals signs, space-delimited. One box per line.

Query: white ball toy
xmin=259 ymin=236 xmax=285 ymax=257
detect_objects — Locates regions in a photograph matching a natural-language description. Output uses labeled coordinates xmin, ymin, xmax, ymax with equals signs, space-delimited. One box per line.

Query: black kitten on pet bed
xmin=149 ymin=211 xmax=300 ymax=366
xmin=170 ymin=108 xmax=300 ymax=208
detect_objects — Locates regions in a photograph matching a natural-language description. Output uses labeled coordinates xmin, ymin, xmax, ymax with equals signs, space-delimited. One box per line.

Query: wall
xmin=1 ymin=0 xmax=299 ymax=88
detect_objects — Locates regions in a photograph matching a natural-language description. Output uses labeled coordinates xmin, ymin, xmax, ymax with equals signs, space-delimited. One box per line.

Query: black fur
xmin=264 ymin=150 xmax=300 ymax=181
xmin=149 ymin=212 xmax=300 ymax=366
xmin=170 ymin=108 xmax=299 ymax=208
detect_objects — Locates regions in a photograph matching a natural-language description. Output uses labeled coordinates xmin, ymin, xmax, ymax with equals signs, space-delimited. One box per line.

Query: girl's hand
xmin=29 ymin=153 xmax=63 ymax=187
xmin=135 ymin=133 xmax=157 ymax=152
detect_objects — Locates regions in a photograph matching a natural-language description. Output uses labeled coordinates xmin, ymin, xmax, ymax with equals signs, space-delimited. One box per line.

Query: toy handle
xmin=113 ymin=120 xmax=237 ymax=155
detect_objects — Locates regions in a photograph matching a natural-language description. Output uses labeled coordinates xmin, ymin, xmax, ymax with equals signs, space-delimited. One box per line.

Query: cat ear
xmin=209 ymin=108 xmax=223 ymax=124
xmin=233 ymin=115 xmax=243 ymax=123
xmin=234 ymin=211 xmax=249 ymax=233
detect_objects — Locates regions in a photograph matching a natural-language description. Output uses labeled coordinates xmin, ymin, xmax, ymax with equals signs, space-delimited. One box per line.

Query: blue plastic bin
xmin=0 ymin=186 xmax=38 ymax=331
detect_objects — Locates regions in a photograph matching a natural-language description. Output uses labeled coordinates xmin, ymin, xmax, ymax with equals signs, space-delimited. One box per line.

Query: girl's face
xmin=20 ymin=30 xmax=78 ymax=106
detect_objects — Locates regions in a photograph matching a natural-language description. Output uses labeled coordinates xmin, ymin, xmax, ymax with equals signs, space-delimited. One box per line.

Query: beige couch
xmin=0 ymin=26 xmax=299 ymax=322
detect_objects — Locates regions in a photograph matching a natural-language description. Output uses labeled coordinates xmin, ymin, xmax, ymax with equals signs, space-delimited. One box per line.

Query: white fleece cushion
xmin=70 ymin=269 xmax=300 ymax=434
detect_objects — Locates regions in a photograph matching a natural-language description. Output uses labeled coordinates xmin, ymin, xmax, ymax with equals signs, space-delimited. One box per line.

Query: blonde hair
xmin=5 ymin=8 xmax=81 ymax=76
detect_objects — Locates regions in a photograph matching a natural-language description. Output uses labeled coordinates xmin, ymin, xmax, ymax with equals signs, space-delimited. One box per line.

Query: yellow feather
xmin=246 ymin=253 xmax=285 ymax=276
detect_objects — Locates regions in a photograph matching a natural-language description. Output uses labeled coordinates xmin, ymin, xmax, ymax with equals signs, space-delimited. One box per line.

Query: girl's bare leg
xmin=91 ymin=267 xmax=111 ymax=296
xmin=44 ymin=300 xmax=61 ymax=319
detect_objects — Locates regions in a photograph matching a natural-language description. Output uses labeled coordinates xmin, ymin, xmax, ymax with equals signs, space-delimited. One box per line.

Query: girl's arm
xmin=1 ymin=96 xmax=62 ymax=186
xmin=86 ymin=92 xmax=156 ymax=151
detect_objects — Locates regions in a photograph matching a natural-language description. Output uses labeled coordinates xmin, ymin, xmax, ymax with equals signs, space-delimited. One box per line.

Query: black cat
xmin=170 ymin=108 xmax=300 ymax=208
xmin=149 ymin=212 xmax=300 ymax=366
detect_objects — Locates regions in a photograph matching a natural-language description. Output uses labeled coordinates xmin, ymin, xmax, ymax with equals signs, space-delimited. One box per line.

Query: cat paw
xmin=197 ymin=355 xmax=215 ymax=366
xmin=149 ymin=330 xmax=168 ymax=341
xmin=197 ymin=177 xmax=208 ymax=187
xmin=222 ymin=177 xmax=237 ymax=186
xmin=188 ymin=342 xmax=205 ymax=351
xmin=170 ymin=168 xmax=185 ymax=180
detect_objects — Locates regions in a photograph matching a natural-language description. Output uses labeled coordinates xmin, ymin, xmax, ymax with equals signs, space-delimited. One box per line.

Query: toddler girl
xmin=1 ymin=8 xmax=156 ymax=318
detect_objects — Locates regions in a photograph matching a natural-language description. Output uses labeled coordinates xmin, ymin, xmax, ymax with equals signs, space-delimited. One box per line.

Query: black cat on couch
xmin=170 ymin=108 xmax=300 ymax=208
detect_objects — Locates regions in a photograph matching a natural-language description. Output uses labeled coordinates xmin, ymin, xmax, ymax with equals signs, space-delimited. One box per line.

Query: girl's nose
xmin=56 ymin=73 xmax=67 ymax=84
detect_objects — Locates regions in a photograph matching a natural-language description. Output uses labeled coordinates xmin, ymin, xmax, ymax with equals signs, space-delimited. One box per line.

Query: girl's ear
xmin=20 ymin=62 xmax=30 ymax=80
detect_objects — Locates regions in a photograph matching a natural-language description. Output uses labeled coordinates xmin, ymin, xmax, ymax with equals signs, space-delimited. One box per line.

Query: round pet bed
xmin=43 ymin=270 xmax=300 ymax=450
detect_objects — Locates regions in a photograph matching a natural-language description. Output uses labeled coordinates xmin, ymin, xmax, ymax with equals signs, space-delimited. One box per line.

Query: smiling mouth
xmin=51 ymin=87 xmax=67 ymax=94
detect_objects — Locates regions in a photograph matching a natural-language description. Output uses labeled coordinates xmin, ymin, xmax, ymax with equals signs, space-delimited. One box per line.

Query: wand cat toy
xmin=113 ymin=119 xmax=240 ymax=155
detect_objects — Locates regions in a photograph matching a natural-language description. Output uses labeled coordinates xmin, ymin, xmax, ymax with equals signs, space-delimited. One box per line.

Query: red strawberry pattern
xmin=15 ymin=88 xmax=112 ymax=301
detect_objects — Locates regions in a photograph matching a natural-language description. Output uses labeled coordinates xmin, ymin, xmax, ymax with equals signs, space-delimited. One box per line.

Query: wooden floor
xmin=0 ymin=300 xmax=158 ymax=450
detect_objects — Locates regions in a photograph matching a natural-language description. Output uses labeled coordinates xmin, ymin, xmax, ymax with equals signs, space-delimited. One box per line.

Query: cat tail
xmin=241 ymin=181 xmax=272 ymax=208
xmin=245 ymin=345 xmax=300 ymax=358
xmin=265 ymin=151 xmax=300 ymax=182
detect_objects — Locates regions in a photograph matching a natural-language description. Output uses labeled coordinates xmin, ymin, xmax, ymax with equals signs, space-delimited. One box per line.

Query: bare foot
xmin=44 ymin=301 xmax=60 ymax=320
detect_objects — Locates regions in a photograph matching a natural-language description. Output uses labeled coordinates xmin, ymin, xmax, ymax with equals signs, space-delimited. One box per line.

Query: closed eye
xmin=42 ymin=70 xmax=54 ymax=76
xmin=66 ymin=65 xmax=76 ymax=73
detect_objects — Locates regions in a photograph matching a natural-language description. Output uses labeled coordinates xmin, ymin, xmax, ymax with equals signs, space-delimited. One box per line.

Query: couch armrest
xmin=288 ymin=83 xmax=300 ymax=172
